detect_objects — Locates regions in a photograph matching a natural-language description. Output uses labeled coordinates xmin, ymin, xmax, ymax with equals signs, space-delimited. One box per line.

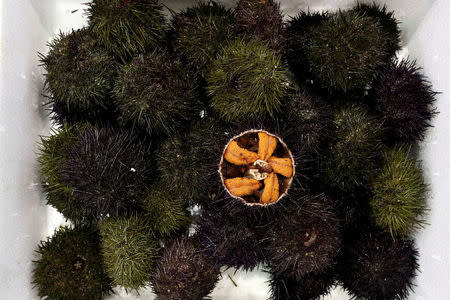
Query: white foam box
xmin=1 ymin=0 xmax=449 ymax=299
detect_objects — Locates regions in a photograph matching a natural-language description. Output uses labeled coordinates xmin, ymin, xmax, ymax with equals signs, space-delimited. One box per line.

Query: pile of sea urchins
xmin=33 ymin=1 xmax=436 ymax=299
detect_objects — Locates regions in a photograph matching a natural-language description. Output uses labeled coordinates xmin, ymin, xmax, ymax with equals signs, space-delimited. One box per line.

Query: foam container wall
xmin=1 ymin=0 xmax=449 ymax=299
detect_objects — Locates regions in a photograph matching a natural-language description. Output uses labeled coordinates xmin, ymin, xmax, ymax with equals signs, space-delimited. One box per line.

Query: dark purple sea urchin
xmin=305 ymin=11 xmax=387 ymax=91
xmin=197 ymin=207 xmax=267 ymax=271
xmin=170 ymin=1 xmax=236 ymax=78
xmin=235 ymin=0 xmax=286 ymax=54
xmin=40 ymin=28 xmax=117 ymax=112
xmin=151 ymin=235 xmax=220 ymax=300
xmin=60 ymin=126 xmax=154 ymax=219
xmin=286 ymin=11 xmax=330 ymax=82
xmin=371 ymin=59 xmax=437 ymax=143
xmin=268 ymin=268 xmax=337 ymax=300
xmin=353 ymin=2 xmax=401 ymax=60
xmin=282 ymin=89 xmax=331 ymax=155
xmin=49 ymin=98 xmax=118 ymax=126
xmin=87 ymin=0 xmax=166 ymax=60
xmin=265 ymin=194 xmax=341 ymax=280
xmin=339 ymin=229 xmax=419 ymax=300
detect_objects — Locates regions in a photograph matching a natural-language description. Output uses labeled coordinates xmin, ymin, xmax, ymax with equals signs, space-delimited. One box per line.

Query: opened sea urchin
xmin=219 ymin=130 xmax=295 ymax=206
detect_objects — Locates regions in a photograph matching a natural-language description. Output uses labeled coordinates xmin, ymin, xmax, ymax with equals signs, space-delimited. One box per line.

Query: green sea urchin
xmin=40 ymin=28 xmax=117 ymax=110
xmin=113 ymin=50 xmax=202 ymax=135
xmin=100 ymin=215 xmax=159 ymax=291
xmin=322 ymin=103 xmax=382 ymax=191
xmin=157 ymin=117 xmax=228 ymax=205
xmin=371 ymin=59 xmax=437 ymax=143
xmin=371 ymin=146 xmax=427 ymax=236
xmin=353 ymin=2 xmax=401 ymax=60
xmin=38 ymin=124 xmax=90 ymax=223
xmin=207 ymin=37 xmax=289 ymax=122
xmin=32 ymin=226 xmax=112 ymax=299
xmin=87 ymin=0 xmax=166 ymax=60
xmin=286 ymin=11 xmax=330 ymax=82
xmin=171 ymin=1 xmax=236 ymax=78
xmin=141 ymin=185 xmax=191 ymax=238
xmin=305 ymin=11 xmax=387 ymax=91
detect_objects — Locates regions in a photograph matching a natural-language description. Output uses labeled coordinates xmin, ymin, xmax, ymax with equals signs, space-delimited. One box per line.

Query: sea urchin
xmin=339 ymin=229 xmax=419 ymax=300
xmin=371 ymin=145 xmax=427 ymax=236
xmin=371 ymin=59 xmax=437 ymax=143
xmin=32 ymin=226 xmax=112 ymax=299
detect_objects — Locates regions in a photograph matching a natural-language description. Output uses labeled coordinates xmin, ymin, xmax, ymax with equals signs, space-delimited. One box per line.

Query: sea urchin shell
xmin=219 ymin=130 xmax=295 ymax=206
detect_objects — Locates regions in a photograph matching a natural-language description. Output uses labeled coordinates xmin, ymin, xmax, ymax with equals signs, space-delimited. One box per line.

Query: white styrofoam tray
xmin=1 ymin=0 xmax=449 ymax=299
